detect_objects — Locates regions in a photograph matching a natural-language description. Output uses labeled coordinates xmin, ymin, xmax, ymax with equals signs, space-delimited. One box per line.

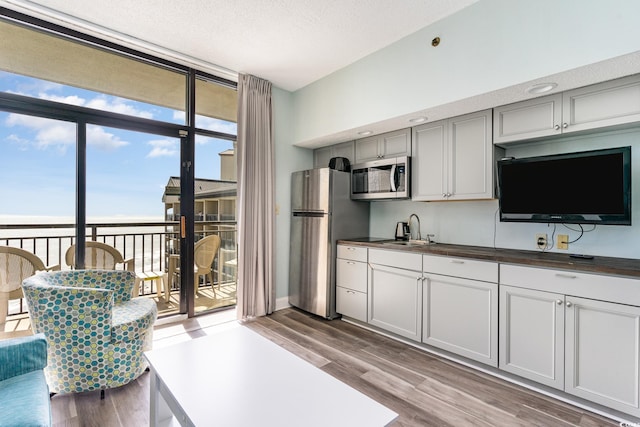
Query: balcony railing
xmin=0 ymin=221 xmax=237 ymax=319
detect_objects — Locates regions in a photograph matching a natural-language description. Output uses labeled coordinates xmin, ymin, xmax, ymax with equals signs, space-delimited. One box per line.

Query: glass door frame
xmin=0 ymin=9 xmax=237 ymax=318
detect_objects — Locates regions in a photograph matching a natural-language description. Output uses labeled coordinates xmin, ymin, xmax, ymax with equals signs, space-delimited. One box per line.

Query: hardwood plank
xmin=253 ymin=309 xmax=618 ymax=426
xmin=111 ymin=375 xmax=150 ymax=427
xmin=48 ymin=307 xmax=624 ymax=426
xmin=414 ymin=374 xmax=532 ymax=427
xmin=244 ymin=319 xmax=331 ymax=368
xmin=247 ymin=315 xmax=374 ymax=377
xmin=361 ymin=369 xmax=497 ymax=427
xmin=320 ymin=361 xmax=453 ymax=427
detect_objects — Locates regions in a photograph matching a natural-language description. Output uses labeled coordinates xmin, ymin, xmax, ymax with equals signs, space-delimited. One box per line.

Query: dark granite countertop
xmin=337 ymin=239 xmax=640 ymax=279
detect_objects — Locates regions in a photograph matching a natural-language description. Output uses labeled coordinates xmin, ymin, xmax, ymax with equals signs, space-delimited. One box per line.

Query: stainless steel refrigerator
xmin=289 ymin=168 xmax=370 ymax=319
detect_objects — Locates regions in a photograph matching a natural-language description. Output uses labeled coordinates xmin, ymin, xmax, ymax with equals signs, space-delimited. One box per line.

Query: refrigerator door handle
xmin=292 ymin=211 xmax=326 ymax=218
xmin=390 ymin=164 xmax=397 ymax=192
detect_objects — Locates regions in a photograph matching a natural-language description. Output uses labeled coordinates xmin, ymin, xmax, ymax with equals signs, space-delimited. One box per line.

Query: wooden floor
xmin=50 ymin=307 xmax=620 ymax=427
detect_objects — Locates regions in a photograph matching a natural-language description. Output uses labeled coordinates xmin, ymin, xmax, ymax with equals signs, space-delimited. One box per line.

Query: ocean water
xmin=1 ymin=215 xmax=173 ymax=316
xmin=0 ymin=215 xmax=168 ymax=271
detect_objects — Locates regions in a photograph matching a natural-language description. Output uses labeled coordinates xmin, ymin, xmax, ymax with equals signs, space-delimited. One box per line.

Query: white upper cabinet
xmin=493 ymin=94 xmax=563 ymax=144
xmin=494 ymin=74 xmax=640 ymax=144
xmin=563 ymin=74 xmax=640 ymax=133
xmin=412 ymin=109 xmax=499 ymax=201
xmin=313 ymin=140 xmax=355 ymax=168
xmin=411 ymin=120 xmax=447 ymax=200
xmin=354 ymin=128 xmax=411 ymax=163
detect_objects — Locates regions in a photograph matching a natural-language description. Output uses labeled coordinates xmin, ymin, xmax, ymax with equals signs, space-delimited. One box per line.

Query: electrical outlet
xmin=557 ymin=234 xmax=569 ymax=250
xmin=535 ymin=233 xmax=547 ymax=249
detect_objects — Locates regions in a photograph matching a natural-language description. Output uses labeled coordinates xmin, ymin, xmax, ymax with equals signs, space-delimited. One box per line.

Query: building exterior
xmin=162 ymin=149 xmax=237 ymax=289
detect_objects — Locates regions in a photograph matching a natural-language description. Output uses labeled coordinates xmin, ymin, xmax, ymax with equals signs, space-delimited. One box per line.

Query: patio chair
xmin=65 ymin=241 xmax=134 ymax=271
xmin=170 ymin=234 xmax=221 ymax=297
xmin=0 ymin=246 xmax=60 ymax=325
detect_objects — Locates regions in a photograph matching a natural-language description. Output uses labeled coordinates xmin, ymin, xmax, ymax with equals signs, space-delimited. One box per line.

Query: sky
xmin=0 ymin=72 xmax=236 ymax=220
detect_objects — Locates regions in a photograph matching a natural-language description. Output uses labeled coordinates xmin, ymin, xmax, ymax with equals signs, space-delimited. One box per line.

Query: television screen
xmin=497 ymin=146 xmax=632 ymax=225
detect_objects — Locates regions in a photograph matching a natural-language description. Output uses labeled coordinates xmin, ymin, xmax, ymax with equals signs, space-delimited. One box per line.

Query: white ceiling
xmin=0 ymin=0 xmax=479 ymax=91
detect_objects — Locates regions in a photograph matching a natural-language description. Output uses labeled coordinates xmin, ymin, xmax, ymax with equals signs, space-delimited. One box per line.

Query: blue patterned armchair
xmin=22 ymin=270 xmax=157 ymax=396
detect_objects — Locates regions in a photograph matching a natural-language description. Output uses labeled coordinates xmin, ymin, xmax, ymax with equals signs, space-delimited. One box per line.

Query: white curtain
xmin=236 ymin=74 xmax=275 ymax=320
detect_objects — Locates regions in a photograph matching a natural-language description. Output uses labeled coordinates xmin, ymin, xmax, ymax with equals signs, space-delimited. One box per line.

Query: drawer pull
xmin=556 ymin=273 xmax=577 ymax=279
xmin=346 ymin=261 xmax=356 ymax=265
xmin=450 ymin=260 xmax=465 ymax=264
xmin=346 ymin=290 xmax=356 ymax=295
xmin=347 ymin=247 xmax=356 ymax=251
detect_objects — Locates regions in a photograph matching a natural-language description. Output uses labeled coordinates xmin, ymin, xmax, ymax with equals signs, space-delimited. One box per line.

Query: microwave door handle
xmin=390 ymin=164 xmax=397 ymax=192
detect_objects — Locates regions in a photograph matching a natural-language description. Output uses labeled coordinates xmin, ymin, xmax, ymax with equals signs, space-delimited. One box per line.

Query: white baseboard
xmin=275 ymin=296 xmax=291 ymax=311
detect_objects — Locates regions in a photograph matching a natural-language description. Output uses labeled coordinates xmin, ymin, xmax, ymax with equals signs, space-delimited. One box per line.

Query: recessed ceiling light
xmin=358 ymin=130 xmax=373 ymax=136
xmin=409 ymin=116 xmax=427 ymax=123
xmin=526 ymin=82 xmax=558 ymax=94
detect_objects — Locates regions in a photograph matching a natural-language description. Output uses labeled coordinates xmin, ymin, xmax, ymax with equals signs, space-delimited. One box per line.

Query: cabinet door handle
xmin=563 ymin=122 xmax=569 ymax=129
xmin=566 ymin=301 xmax=573 ymax=307
xmin=556 ymin=299 xmax=563 ymax=305
xmin=554 ymin=124 xmax=560 ymax=130
xmin=555 ymin=273 xmax=577 ymax=279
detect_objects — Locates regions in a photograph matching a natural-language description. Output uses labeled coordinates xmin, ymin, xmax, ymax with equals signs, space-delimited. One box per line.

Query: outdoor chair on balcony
xmin=169 ymin=234 xmax=221 ymax=297
xmin=65 ymin=241 xmax=134 ymax=271
xmin=0 ymin=246 xmax=60 ymax=325
xmin=22 ymin=270 xmax=157 ymax=397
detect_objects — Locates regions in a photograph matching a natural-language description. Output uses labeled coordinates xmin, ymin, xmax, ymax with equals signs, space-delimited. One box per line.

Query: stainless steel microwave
xmin=351 ymin=156 xmax=410 ymax=200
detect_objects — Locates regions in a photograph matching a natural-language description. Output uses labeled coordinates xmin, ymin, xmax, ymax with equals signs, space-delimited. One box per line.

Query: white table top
xmin=145 ymin=324 xmax=398 ymax=427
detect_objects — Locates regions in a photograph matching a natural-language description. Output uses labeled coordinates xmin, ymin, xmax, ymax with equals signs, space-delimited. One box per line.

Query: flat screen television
xmin=497 ymin=146 xmax=632 ymax=225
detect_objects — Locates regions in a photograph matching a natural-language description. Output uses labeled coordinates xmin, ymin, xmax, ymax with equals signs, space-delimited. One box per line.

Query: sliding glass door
xmin=0 ymin=12 xmax=237 ymax=325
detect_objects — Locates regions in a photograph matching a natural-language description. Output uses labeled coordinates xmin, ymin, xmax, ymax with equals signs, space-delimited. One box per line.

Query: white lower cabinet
xmin=423 ymin=273 xmax=498 ymax=366
xmin=565 ymin=296 xmax=640 ymax=415
xmin=338 ymin=246 xmax=640 ymax=418
xmin=499 ymin=285 xmax=565 ymax=389
xmin=500 ymin=264 xmax=640 ymax=417
xmin=336 ymin=286 xmax=367 ymax=322
xmin=336 ymin=245 xmax=368 ymax=322
xmin=368 ymin=262 xmax=422 ymax=342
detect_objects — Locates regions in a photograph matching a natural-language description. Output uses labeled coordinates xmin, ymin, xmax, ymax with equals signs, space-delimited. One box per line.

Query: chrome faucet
xmin=408 ymin=213 xmax=421 ymax=241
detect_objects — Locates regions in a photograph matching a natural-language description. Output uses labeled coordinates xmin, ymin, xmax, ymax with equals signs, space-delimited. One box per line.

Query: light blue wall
xmin=291 ymin=0 xmax=640 ymax=145
xmin=274 ymin=0 xmax=640 ymax=300
xmin=272 ymin=87 xmax=313 ymax=300
xmin=370 ymin=128 xmax=640 ymax=259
